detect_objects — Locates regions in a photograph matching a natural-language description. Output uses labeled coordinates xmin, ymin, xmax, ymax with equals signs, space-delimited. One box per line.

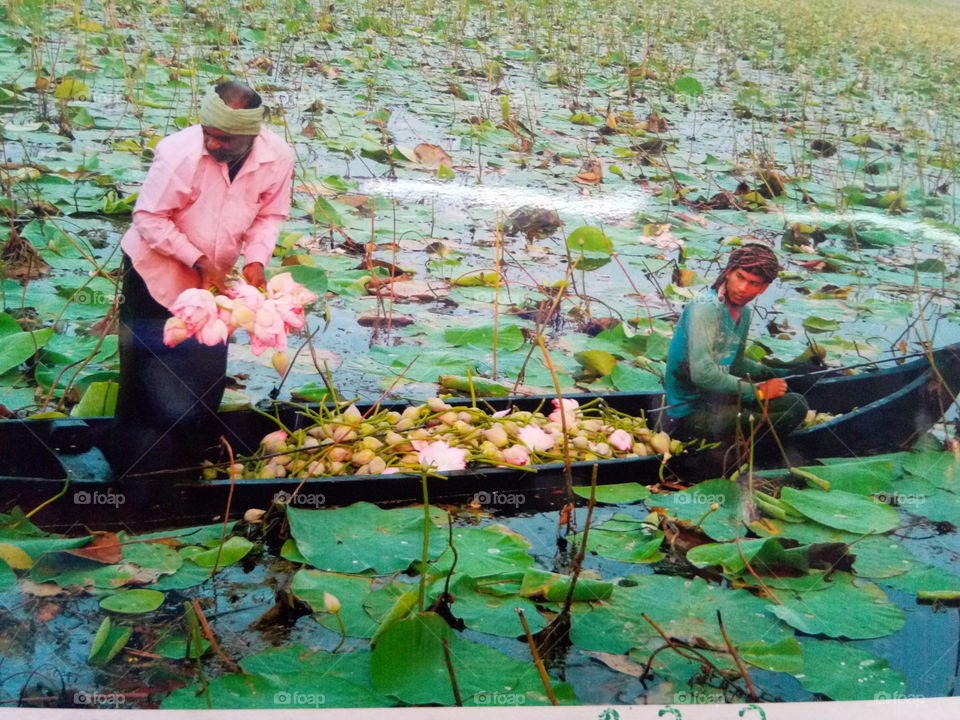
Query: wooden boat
xmin=2 ymin=344 xmax=959 ymax=530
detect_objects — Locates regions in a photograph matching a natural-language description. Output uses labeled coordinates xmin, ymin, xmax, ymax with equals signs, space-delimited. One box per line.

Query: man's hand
xmin=756 ymin=378 xmax=787 ymax=401
xmin=242 ymin=262 xmax=266 ymax=289
xmin=193 ymin=256 xmax=227 ymax=294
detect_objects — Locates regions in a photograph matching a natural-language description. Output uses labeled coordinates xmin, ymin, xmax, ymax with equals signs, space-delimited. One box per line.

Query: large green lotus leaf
xmin=797 ymin=639 xmax=907 ymax=700
xmin=0 ymin=328 xmax=54 ymax=375
xmin=370 ymin=612 xmax=575 ymax=706
xmin=851 ymin=536 xmax=917 ymax=578
xmin=445 ymin=573 xmax=546 ymax=637
xmin=569 ymin=514 xmax=664 ymax=564
xmin=780 ymin=488 xmax=899 ymax=534
xmin=429 ymin=525 xmax=534 ymax=578
xmin=162 ymin=671 xmax=387 ymax=709
xmin=793 ymin=459 xmax=896 ymax=495
xmin=0 ymin=313 xmax=22 ymax=337
xmin=180 ymin=536 xmax=253 ymax=568
xmin=572 ymin=483 xmax=651 ymax=504
xmin=903 ymin=451 xmax=960 ymax=493
xmin=686 ymin=537 xmax=808 ymax=576
xmin=570 ymin=575 xmax=793 ymax=654
xmin=291 ymin=570 xmax=377 ymax=638
xmin=100 ymin=588 xmax=165 ymax=614
xmin=877 ymin=563 xmax=960 ymax=595
xmin=4 ymin=535 xmax=89 ymax=559
xmin=443 ymin=323 xmax=525 ymax=352
xmin=768 ymin=574 xmax=904 ymax=639
xmin=133 ymin=522 xmax=236 ymax=545
xmin=287 ymin=503 xmax=447 ymax=574
xmin=648 ymin=478 xmax=743 ymax=541
xmin=750 ymin=517 xmax=861 ymax=545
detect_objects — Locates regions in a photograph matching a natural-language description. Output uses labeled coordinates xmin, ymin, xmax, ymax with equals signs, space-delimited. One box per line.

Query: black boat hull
xmin=3 ymin=345 xmax=959 ymax=530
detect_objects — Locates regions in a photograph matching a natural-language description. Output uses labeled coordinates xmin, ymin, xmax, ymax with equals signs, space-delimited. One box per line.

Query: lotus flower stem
xmin=418 ymin=469 xmax=430 ymax=613
xmin=717 ymin=609 xmax=757 ymax=701
xmin=516 ymin=608 xmax=558 ymax=706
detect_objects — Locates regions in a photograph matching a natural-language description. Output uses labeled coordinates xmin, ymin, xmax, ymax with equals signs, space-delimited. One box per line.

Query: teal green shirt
xmin=665 ymin=290 xmax=783 ymax=417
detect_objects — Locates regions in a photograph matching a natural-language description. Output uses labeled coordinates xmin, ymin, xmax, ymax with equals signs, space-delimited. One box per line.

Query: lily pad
xmin=797 ymin=639 xmax=907 ymax=700
xmin=99 ymin=588 xmax=165 ymax=614
xmin=181 ymin=537 xmax=254 ymax=568
xmin=291 ymin=570 xmax=377 ymax=638
xmin=768 ymin=574 xmax=905 ymax=639
xmin=780 ymin=487 xmax=899 ymax=534
xmin=903 ymin=451 xmax=960 ymax=493
xmin=429 ymin=525 xmax=534 ymax=578
xmin=287 ymin=502 xmax=447 ymax=574
xmin=851 ymin=536 xmax=918 ymax=579
xmin=570 ymin=514 xmax=664 ymax=564
xmin=572 ymin=483 xmax=650 ymax=504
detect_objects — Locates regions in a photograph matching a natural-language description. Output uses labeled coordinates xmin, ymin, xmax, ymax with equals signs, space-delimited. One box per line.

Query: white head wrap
xmin=199 ymin=89 xmax=264 ymax=135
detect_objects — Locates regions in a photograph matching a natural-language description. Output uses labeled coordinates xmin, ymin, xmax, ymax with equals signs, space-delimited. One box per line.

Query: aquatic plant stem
xmin=24 ymin=476 xmax=70 ymax=519
xmin=441 ymin=638 xmax=463 ymax=706
xmin=516 ymin=608 xmax=558 ymax=705
xmin=332 ymin=611 xmax=347 ymax=653
xmin=717 ymin=610 xmax=757 ymax=701
xmin=190 ymin=599 xmax=240 ymax=673
xmin=561 ymin=464 xmax=598 ymax=617
xmin=493 ymin=212 xmax=502 ymax=379
xmin=210 ymin=436 xmax=239 ymax=579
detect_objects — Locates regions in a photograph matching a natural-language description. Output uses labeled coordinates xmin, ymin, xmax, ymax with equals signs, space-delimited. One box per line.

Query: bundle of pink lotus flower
xmin=162 ymin=272 xmax=317 ymax=374
xmin=219 ymin=397 xmax=684 ymax=480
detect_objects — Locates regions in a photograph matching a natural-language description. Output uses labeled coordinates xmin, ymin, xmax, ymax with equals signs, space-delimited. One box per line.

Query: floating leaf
xmin=444 ymin=323 xmax=525 ymax=351
xmin=0 ymin=543 xmax=33 ymax=570
xmin=566 ymin=226 xmax=612 ymax=254
xmin=570 ymin=514 xmax=664 ymax=564
xmin=181 ymin=537 xmax=253 ymax=568
xmin=153 ymin=633 xmax=211 ymax=660
xmin=87 ymin=617 xmax=132 ymax=665
xmin=768 ymin=574 xmax=904 ymax=639
xmin=797 ymin=639 xmax=907 ymax=700
xmin=99 ymin=589 xmax=165 ymax=614
xmin=520 ymin=567 xmax=613 ymax=602
xmin=291 ymin=570 xmax=377 ymax=638
xmin=0 ymin=328 xmax=54 ymax=375
xmin=780 ymin=487 xmax=899 ymax=534
xmin=571 ymin=483 xmax=650 ymax=504
xmin=53 ymin=77 xmax=91 ymax=100
xmin=574 ymin=350 xmax=617 ymax=377
xmin=802 ymin=316 xmax=840 ymax=334
xmin=674 ymin=76 xmax=704 ymax=97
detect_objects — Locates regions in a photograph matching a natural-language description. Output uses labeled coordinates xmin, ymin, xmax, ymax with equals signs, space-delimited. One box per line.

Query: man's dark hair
xmin=214 ymin=81 xmax=262 ymax=110
xmin=711 ymin=243 xmax=781 ymax=290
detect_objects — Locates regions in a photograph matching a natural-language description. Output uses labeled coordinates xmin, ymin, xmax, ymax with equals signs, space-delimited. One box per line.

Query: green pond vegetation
xmin=0 ymin=0 xmax=959 ymax=710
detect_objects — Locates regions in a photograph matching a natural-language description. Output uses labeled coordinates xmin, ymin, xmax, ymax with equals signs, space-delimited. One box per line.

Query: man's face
xmin=202 ymin=125 xmax=254 ymax=164
xmin=723 ymin=268 xmax=770 ymax=306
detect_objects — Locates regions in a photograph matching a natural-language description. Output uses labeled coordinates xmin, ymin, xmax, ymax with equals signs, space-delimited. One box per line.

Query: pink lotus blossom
xmin=230 ymin=282 xmax=265 ymax=311
xmin=274 ymin=300 xmax=307 ymax=330
xmin=549 ymin=397 xmax=579 ymax=425
xmin=501 ymin=444 xmax=530 ymax=466
xmin=249 ymin=301 xmax=286 ymax=355
xmin=380 ymin=467 xmax=400 ymax=475
xmin=268 ymin=272 xmax=317 ymax=307
xmin=196 ymin=317 xmax=230 ymax=346
xmin=607 ymin=428 xmax=633 ymax=452
xmin=518 ymin=425 xmax=555 ymax=452
xmin=170 ymin=288 xmax=219 ymax=335
xmin=162 ymin=317 xmax=189 ymax=347
xmin=491 ymin=409 xmax=510 ymax=418
xmin=412 ymin=439 xmax=467 ymax=472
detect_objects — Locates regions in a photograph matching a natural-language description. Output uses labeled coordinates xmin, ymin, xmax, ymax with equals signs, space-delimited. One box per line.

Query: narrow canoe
xmin=3 ymin=344 xmax=958 ymax=530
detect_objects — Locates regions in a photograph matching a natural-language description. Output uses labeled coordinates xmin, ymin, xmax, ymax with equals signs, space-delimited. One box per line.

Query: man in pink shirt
xmin=108 ymin=81 xmax=295 ymax=479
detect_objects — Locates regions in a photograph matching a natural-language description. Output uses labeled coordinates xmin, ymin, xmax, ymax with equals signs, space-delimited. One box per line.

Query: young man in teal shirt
xmin=664 ymin=244 xmax=809 ymax=440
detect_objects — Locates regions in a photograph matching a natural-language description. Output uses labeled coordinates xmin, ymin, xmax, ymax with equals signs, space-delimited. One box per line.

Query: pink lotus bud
xmin=271 ymin=351 xmax=290 ymax=376
xmin=323 ymin=591 xmax=341 ymax=614
xmin=196 ymin=317 xmax=230 ymax=346
xmin=162 ymin=317 xmax=189 ymax=347
xmin=413 ymin=439 xmax=467 ymax=471
xmin=261 ymin=430 xmax=288 ymax=454
xmin=501 ymin=444 xmax=530 ymax=466
xmin=607 ymin=428 xmax=633 ymax=452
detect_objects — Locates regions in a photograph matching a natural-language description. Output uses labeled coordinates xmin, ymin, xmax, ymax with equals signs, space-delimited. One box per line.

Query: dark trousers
xmin=106 ymin=256 xmax=228 ymax=479
xmin=669 ymin=392 xmax=809 ymax=443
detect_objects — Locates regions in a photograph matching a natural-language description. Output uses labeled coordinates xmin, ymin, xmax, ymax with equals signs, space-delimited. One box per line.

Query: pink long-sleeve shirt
xmin=120 ymin=124 xmax=295 ymax=308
